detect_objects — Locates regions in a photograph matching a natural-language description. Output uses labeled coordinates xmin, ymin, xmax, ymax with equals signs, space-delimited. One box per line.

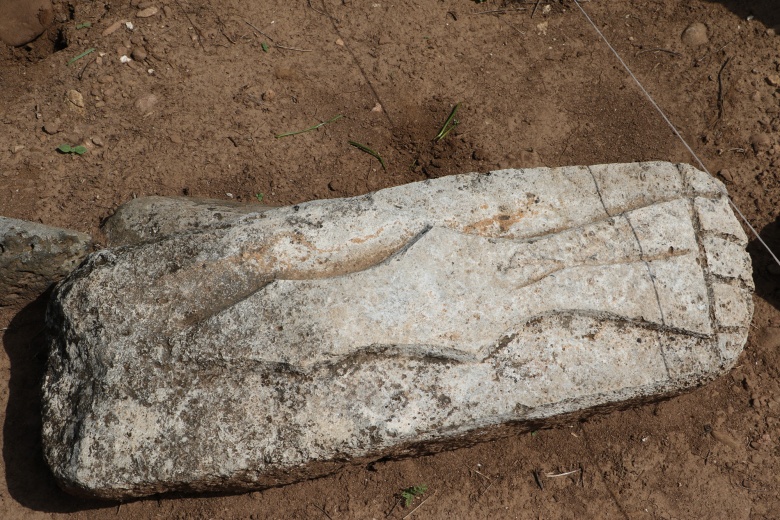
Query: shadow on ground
xmin=748 ymin=218 xmax=780 ymax=312
xmin=706 ymin=0 xmax=779 ymax=29
xmin=2 ymin=291 xmax=107 ymax=513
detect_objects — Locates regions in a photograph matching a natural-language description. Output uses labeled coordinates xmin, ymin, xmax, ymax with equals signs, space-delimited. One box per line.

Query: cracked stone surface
xmin=42 ymin=162 xmax=753 ymax=500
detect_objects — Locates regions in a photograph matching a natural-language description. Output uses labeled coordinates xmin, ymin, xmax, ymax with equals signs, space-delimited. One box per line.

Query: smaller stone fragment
xmin=274 ymin=66 xmax=298 ymax=81
xmin=136 ymin=6 xmax=158 ymax=18
xmin=43 ymin=121 xmax=60 ymax=135
xmin=0 ymin=217 xmax=91 ymax=306
xmin=681 ymin=22 xmax=708 ymax=46
xmin=0 ymin=0 xmax=53 ymax=46
xmin=66 ymin=90 xmax=85 ymax=108
xmin=711 ymin=429 xmax=741 ymax=449
xmin=134 ymin=93 xmax=158 ymax=114
xmin=717 ymin=169 xmax=733 ymax=184
xmin=131 ymin=46 xmax=147 ymax=61
xmin=750 ymin=133 xmax=773 ymax=153
xmin=102 ymin=20 xmax=124 ymax=36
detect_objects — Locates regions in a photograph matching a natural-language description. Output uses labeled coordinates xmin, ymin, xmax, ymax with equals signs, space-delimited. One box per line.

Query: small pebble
xmin=766 ymin=74 xmax=780 ymax=87
xmin=102 ymin=21 xmax=124 ymax=36
xmin=134 ymin=93 xmax=159 ymax=114
xmin=371 ymin=102 xmax=383 ymax=113
xmin=131 ymin=47 xmax=148 ymax=61
xmin=711 ymin=429 xmax=741 ymax=449
xmin=751 ymin=133 xmax=773 ymax=153
xmin=67 ymin=89 xmax=85 ymax=108
xmin=262 ymin=89 xmax=276 ymax=101
xmin=10 ymin=145 xmax=25 ymax=154
xmin=681 ymin=22 xmax=708 ymax=46
xmin=274 ymin=67 xmax=297 ymax=81
xmin=137 ymin=7 xmax=159 ymax=18
xmin=163 ymin=5 xmax=172 ymax=17
xmin=43 ymin=121 xmax=60 ymax=135
xmin=717 ymin=169 xmax=733 ymax=183
xmin=335 ymin=38 xmax=344 ymax=46
xmin=91 ymin=136 xmax=104 ymax=147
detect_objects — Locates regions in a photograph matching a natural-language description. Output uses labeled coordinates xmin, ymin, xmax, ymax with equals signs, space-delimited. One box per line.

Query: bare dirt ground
xmin=1 ymin=0 xmax=780 ymax=518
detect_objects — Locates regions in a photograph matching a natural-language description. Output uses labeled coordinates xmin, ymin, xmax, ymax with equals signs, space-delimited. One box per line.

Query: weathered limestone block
xmin=42 ymin=162 xmax=753 ymax=500
xmin=0 ymin=217 xmax=92 ymax=307
xmin=103 ymin=196 xmax=274 ymax=247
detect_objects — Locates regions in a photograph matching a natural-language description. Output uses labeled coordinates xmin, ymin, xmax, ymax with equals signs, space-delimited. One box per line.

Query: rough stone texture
xmin=0 ymin=217 xmax=92 ymax=307
xmin=103 ymin=196 xmax=274 ymax=247
xmin=42 ymin=162 xmax=753 ymax=500
xmin=0 ymin=0 xmax=53 ymax=47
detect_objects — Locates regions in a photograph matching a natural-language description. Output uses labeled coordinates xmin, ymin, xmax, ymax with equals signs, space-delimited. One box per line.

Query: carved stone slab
xmin=42 ymin=162 xmax=753 ymax=499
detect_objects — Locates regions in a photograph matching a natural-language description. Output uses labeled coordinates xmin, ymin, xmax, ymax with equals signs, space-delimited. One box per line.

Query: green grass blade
xmin=434 ymin=102 xmax=461 ymax=141
xmin=67 ymin=48 xmax=96 ymax=65
xmin=274 ymin=115 xmax=343 ymax=138
xmin=348 ymin=141 xmax=386 ymax=170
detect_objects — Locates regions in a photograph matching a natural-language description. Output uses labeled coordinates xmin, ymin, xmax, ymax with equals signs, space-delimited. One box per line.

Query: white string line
xmin=572 ymin=0 xmax=780 ymax=268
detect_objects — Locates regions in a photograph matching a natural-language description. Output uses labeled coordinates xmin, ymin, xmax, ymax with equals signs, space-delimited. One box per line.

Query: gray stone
xmin=0 ymin=217 xmax=92 ymax=307
xmin=42 ymin=162 xmax=753 ymax=500
xmin=103 ymin=196 xmax=274 ymax=247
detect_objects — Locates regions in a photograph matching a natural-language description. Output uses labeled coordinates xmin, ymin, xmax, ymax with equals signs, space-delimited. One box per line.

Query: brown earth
xmin=1 ymin=0 xmax=780 ymax=518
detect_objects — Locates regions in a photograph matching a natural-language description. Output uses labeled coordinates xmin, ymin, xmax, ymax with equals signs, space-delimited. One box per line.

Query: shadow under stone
xmin=2 ymin=290 xmax=109 ymax=513
xmin=704 ymin=0 xmax=779 ymax=30
xmin=747 ymin=218 xmax=780 ymax=312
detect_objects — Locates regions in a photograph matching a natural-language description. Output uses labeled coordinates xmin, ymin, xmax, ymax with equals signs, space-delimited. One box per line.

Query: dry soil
xmin=1 ymin=0 xmax=780 ymax=519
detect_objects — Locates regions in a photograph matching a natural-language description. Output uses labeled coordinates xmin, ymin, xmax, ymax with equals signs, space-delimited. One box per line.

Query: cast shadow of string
xmin=748 ymin=218 xmax=780 ymax=312
xmin=704 ymin=0 xmax=779 ymax=29
xmin=2 ymin=290 xmax=107 ymax=513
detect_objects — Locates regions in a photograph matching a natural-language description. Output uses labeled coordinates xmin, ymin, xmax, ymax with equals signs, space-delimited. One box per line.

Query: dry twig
xmin=531 ymin=0 xmax=542 ymax=18
xmin=636 ymin=48 xmax=681 ymax=57
xmin=715 ymin=56 xmax=732 ymax=124
xmin=244 ymin=19 xmax=274 ymax=42
xmin=309 ymin=503 xmax=334 ymax=520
